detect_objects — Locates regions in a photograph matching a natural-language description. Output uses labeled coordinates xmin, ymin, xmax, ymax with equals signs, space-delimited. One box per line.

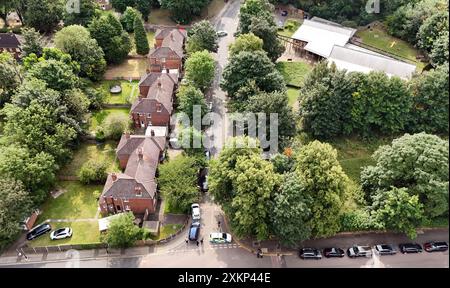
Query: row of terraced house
xmin=98 ymin=27 xmax=188 ymax=221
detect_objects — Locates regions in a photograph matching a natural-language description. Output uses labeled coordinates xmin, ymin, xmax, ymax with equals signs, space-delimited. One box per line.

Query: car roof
xmin=210 ymin=233 xmax=223 ymax=238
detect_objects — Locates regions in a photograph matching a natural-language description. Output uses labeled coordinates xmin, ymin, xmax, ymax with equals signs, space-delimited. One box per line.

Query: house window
xmin=147 ymin=113 xmax=151 ymax=118
xmin=161 ymin=57 xmax=166 ymax=63
xmin=116 ymin=205 xmax=121 ymax=211
xmin=125 ymin=205 xmax=130 ymax=211
xmin=156 ymin=104 xmax=162 ymax=112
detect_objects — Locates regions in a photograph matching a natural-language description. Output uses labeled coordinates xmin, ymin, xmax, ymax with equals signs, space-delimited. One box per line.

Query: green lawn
xmin=330 ymin=137 xmax=392 ymax=183
xmin=159 ymin=224 xmax=183 ymax=240
xmin=96 ymin=80 xmax=139 ymax=104
xmin=59 ymin=141 xmax=120 ymax=177
xmin=287 ymin=88 xmax=299 ymax=108
xmin=28 ymin=221 xmax=100 ymax=247
xmin=104 ymin=58 xmax=149 ymax=79
xmin=37 ymin=181 xmax=102 ymax=222
xmin=276 ymin=61 xmax=312 ymax=88
xmin=356 ymin=27 xmax=426 ymax=70
xmin=89 ymin=108 xmax=130 ymax=132
xmin=278 ymin=18 xmax=302 ymax=38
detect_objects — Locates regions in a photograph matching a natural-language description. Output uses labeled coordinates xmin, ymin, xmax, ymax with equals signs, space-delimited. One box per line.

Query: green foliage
xmin=298 ymin=62 xmax=354 ymax=139
xmin=102 ymin=212 xmax=143 ymax=248
xmin=272 ymin=172 xmax=311 ymax=246
xmin=361 ymin=133 xmax=449 ymax=219
xmin=177 ymin=126 xmax=205 ymax=159
xmin=430 ymin=31 xmax=449 ymax=66
xmin=79 ymin=160 xmax=108 ymax=184
xmin=55 ymin=25 xmax=107 ymax=81
xmin=340 ymin=209 xmax=382 ymax=232
xmin=160 ymin=0 xmax=209 ymax=24
xmin=111 ymin=0 xmax=136 ymax=13
xmin=371 ymin=187 xmax=424 ymax=239
xmin=20 ymin=27 xmax=43 ymax=57
xmin=135 ymin=0 xmax=151 ymax=21
xmin=0 ymin=177 xmax=33 ymax=250
xmin=133 ymin=16 xmax=149 ymax=55
xmin=294 ymin=141 xmax=350 ymax=238
xmin=229 ymin=33 xmax=263 ymax=56
xmin=0 ymin=52 xmax=22 ymax=104
xmin=63 ymin=0 xmax=99 ymax=27
xmin=417 ymin=11 xmax=449 ymax=52
xmin=187 ymin=20 xmax=218 ymax=53
xmin=177 ymin=85 xmax=207 ymax=121
xmin=350 ymin=72 xmax=412 ymax=136
xmin=158 ymin=155 xmax=200 ymax=213
xmin=88 ymin=14 xmax=131 ymax=64
xmin=229 ymin=154 xmax=280 ymax=240
xmin=270 ymin=153 xmax=295 ymax=174
xmin=26 ymin=59 xmax=79 ymax=92
xmin=244 ymin=89 xmax=296 ymax=149
xmin=238 ymin=0 xmax=275 ymax=34
xmin=221 ymin=50 xmax=285 ymax=98
xmin=248 ymin=15 xmax=285 ymax=62
xmin=185 ymin=50 xmax=215 ymax=91
xmin=99 ymin=113 xmax=131 ymax=140
xmin=408 ymin=64 xmax=449 ymax=134
xmin=24 ymin=0 xmax=64 ymax=33
xmin=121 ymin=6 xmax=141 ymax=32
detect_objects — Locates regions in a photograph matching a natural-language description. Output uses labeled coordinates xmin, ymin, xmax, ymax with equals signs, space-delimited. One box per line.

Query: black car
xmin=399 ymin=243 xmax=423 ymax=254
xmin=26 ymin=223 xmax=52 ymax=240
xmin=299 ymin=248 xmax=322 ymax=259
xmin=424 ymin=241 xmax=449 ymax=252
xmin=323 ymin=247 xmax=345 ymax=258
xmin=375 ymin=244 xmax=397 ymax=255
xmin=188 ymin=222 xmax=200 ymax=241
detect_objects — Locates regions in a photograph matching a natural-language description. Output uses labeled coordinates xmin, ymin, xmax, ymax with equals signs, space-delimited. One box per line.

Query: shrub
xmin=79 ymin=160 xmax=108 ymax=184
xmin=100 ymin=114 xmax=131 ymax=140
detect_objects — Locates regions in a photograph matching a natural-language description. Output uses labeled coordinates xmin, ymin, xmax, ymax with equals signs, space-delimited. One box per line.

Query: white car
xmin=217 ymin=30 xmax=227 ymax=37
xmin=191 ymin=203 xmax=200 ymax=221
xmin=50 ymin=227 xmax=73 ymax=240
xmin=209 ymin=232 xmax=232 ymax=243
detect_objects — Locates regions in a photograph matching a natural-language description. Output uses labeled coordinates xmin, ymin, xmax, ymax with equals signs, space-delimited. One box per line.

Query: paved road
xmin=207 ymin=0 xmax=241 ymax=157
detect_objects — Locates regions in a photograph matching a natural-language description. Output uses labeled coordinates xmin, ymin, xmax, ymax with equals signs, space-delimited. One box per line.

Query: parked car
xmin=323 ymin=247 xmax=345 ymax=258
xmin=188 ymin=222 xmax=200 ymax=241
xmin=375 ymin=244 xmax=397 ymax=255
xmin=50 ymin=227 xmax=73 ymax=240
xmin=347 ymin=245 xmax=373 ymax=258
xmin=399 ymin=243 xmax=423 ymax=254
xmin=26 ymin=223 xmax=52 ymax=240
xmin=209 ymin=232 xmax=232 ymax=243
xmin=299 ymin=248 xmax=322 ymax=260
xmin=424 ymin=241 xmax=448 ymax=252
xmin=217 ymin=31 xmax=227 ymax=37
xmin=191 ymin=203 xmax=200 ymax=221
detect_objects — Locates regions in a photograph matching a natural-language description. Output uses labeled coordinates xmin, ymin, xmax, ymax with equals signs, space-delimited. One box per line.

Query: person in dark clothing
xmin=200 ymin=238 xmax=204 ymax=245
xmin=196 ymin=241 xmax=199 ymax=246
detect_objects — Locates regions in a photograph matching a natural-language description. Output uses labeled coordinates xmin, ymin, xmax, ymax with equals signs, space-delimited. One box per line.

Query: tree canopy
xmin=187 ymin=20 xmax=219 ymax=54
xmin=185 ymin=50 xmax=215 ymax=91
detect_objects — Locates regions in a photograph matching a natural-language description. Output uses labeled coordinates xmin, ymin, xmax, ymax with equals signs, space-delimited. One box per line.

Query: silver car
xmin=50 ymin=227 xmax=73 ymax=240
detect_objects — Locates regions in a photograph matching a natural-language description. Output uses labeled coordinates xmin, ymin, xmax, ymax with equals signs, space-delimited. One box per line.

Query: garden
xmin=95 ymin=80 xmax=139 ymax=105
xmin=277 ymin=18 xmax=302 ymax=38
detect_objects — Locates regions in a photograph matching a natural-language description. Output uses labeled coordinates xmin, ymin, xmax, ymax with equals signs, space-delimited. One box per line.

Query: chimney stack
xmin=111 ymin=173 xmax=117 ymax=181
xmin=170 ymin=32 xmax=174 ymax=41
xmin=146 ymin=68 xmax=150 ymax=74
xmin=150 ymin=129 xmax=155 ymax=137
xmin=157 ymin=80 xmax=162 ymax=89
xmin=125 ymin=132 xmax=130 ymax=139
xmin=137 ymin=148 xmax=143 ymax=160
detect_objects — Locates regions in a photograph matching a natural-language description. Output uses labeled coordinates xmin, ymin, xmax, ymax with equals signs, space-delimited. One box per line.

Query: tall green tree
xmin=272 ymin=172 xmax=312 ymax=247
xmin=371 ymin=187 xmax=424 ymax=239
xmin=136 ymin=0 xmax=151 ymax=21
xmin=294 ymin=141 xmax=350 ymax=238
xmin=0 ymin=52 xmax=22 ymax=105
xmin=408 ymin=63 xmax=449 ymax=134
xmin=249 ymin=15 xmax=285 ymax=62
xmin=0 ymin=177 xmax=33 ymax=249
xmin=121 ymin=6 xmax=141 ymax=32
xmin=177 ymin=85 xmax=207 ymax=121
xmin=417 ymin=11 xmax=449 ymax=52
xmin=229 ymin=154 xmax=280 ymax=240
xmin=187 ymin=20 xmax=219 ymax=53
xmin=221 ymin=50 xmax=285 ymax=98
xmin=361 ymin=133 xmax=449 ymax=219
xmin=229 ymin=33 xmax=263 ymax=56
xmin=160 ymin=0 xmax=209 ymax=24
xmin=20 ymin=27 xmax=43 ymax=57
xmin=430 ymin=31 xmax=449 ymax=66
xmin=63 ymin=0 xmax=99 ymax=26
xmin=111 ymin=0 xmax=136 ymax=13
xmin=185 ymin=50 xmax=215 ymax=91
xmin=133 ymin=16 xmax=149 ymax=55
xmin=158 ymin=155 xmax=201 ymax=213
xmin=102 ymin=212 xmax=143 ymax=248
xmin=88 ymin=14 xmax=131 ymax=64
xmin=238 ymin=0 xmax=275 ymax=34
xmin=24 ymin=0 xmax=64 ymax=33
xmin=55 ymin=25 xmax=107 ymax=81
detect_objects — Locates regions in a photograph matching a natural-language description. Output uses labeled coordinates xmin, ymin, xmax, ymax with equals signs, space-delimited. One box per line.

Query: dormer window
xmin=135 ymin=186 xmax=142 ymax=197
xmin=156 ymin=103 xmax=162 ymax=112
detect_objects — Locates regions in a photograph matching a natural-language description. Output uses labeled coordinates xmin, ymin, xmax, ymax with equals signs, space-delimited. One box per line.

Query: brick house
xmin=99 ymin=134 xmax=166 ymax=216
xmin=148 ymin=28 xmax=187 ymax=72
xmin=0 ymin=33 xmax=21 ymax=59
xmin=131 ymin=73 xmax=178 ymax=129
